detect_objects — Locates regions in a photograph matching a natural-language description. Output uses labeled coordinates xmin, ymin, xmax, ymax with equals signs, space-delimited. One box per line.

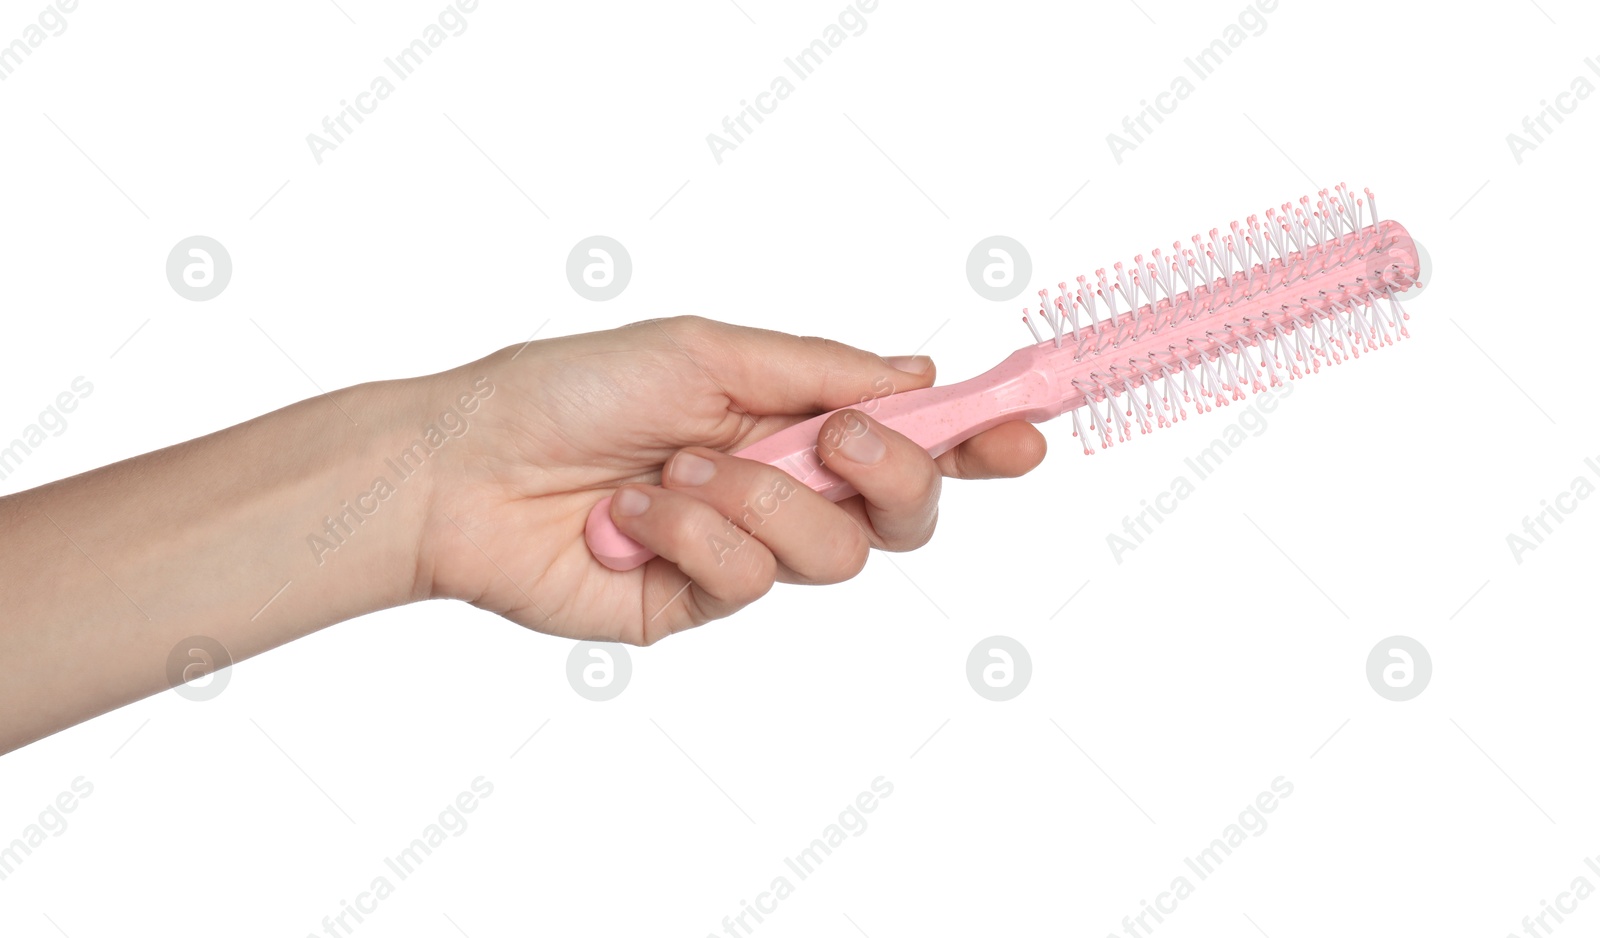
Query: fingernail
xmin=885 ymin=355 xmax=933 ymax=376
xmin=668 ymin=451 xmax=716 ymax=486
xmin=835 ymin=412 xmax=886 ymax=464
xmin=614 ymin=488 xmax=651 ymax=517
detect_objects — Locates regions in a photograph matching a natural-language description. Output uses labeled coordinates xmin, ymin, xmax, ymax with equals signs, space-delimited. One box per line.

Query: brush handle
xmin=584 ymin=347 xmax=1064 ymax=571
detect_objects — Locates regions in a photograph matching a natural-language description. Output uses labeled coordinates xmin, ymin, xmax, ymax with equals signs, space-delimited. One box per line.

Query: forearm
xmin=0 ymin=377 xmax=438 ymax=752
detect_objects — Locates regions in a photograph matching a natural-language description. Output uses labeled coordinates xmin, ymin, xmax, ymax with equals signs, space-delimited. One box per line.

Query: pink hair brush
xmin=587 ymin=184 xmax=1421 ymax=571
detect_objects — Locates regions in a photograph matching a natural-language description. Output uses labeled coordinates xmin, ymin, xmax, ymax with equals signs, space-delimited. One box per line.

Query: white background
xmin=2 ymin=0 xmax=1597 ymax=935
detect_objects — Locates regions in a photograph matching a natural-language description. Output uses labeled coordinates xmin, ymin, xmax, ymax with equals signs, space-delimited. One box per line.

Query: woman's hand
xmin=412 ymin=316 xmax=1047 ymax=645
xmin=0 ymin=316 xmax=1045 ymax=751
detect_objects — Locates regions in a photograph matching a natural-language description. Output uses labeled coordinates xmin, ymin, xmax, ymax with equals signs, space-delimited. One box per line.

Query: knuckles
xmin=709 ymin=543 xmax=777 ymax=607
xmin=899 ymin=472 xmax=941 ymax=515
xmin=893 ymin=505 xmax=939 ymax=552
xmin=815 ymin=524 xmax=871 ymax=583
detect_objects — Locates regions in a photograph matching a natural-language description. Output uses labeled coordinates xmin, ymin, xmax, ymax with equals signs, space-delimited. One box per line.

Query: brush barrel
xmin=586 ymin=219 xmax=1421 ymax=572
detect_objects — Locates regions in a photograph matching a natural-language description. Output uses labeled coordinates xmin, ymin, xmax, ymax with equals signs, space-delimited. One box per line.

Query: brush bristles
xmin=1022 ymin=184 xmax=1420 ymax=455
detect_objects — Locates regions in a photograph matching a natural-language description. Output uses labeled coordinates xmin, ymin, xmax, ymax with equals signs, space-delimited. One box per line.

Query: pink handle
xmin=584 ymin=346 xmax=1067 ymax=571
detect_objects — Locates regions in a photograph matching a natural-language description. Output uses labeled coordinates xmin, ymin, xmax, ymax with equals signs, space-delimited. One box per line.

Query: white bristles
xmin=1021 ymin=309 xmax=1043 ymax=344
xmin=1020 ymin=185 xmax=1420 ymax=453
xmin=1085 ymin=273 xmax=1106 ymax=327
xmin=1069 ymin=406 xmax=1090 ymax=454
xmin=1114 ymin=262 xmax=1136 ymax=312
xmin=1176 ymin=249 xmax=1198 ymax=297
xmin=1133 ymin=256 xmax=1156 ymax=309
xmin=1284 ymin=213 xmax=1306 ymax=256
xmin=1036 ymin=289 xmax=1063 ymax=345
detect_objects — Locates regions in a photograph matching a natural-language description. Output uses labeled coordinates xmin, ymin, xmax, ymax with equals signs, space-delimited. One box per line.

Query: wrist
xmin=345 ymin=368 xmax=502 ymax=605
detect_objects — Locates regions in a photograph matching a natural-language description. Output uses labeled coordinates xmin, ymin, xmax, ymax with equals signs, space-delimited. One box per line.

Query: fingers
xmin=934 ymin=421 xmax=1049 ymax=480
xmin=605 ymin=484 xmax=778 ymax=630
xmin=655 ymin=448 xmax=870 ymax=585
xmin=640 ymin=316 xmax=937 ymax=416
xmin=601 ymin=414 xmax=1050 ymax=640
xmin=815 ymin=409 xmax=944 ymax=551
xmin=617 ymin=414 xmax=1048 ymax=588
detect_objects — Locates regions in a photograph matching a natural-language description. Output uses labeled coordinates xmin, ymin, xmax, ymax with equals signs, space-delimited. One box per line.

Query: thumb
xmin=650 ymin=316 xmax=936 ymax=416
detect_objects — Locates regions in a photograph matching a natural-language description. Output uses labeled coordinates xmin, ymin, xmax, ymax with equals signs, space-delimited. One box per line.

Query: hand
xmin=412 ymin=316 xmax=1047 ymax=645
xmin=0 ymin=315 xmax=1046 ymax=750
